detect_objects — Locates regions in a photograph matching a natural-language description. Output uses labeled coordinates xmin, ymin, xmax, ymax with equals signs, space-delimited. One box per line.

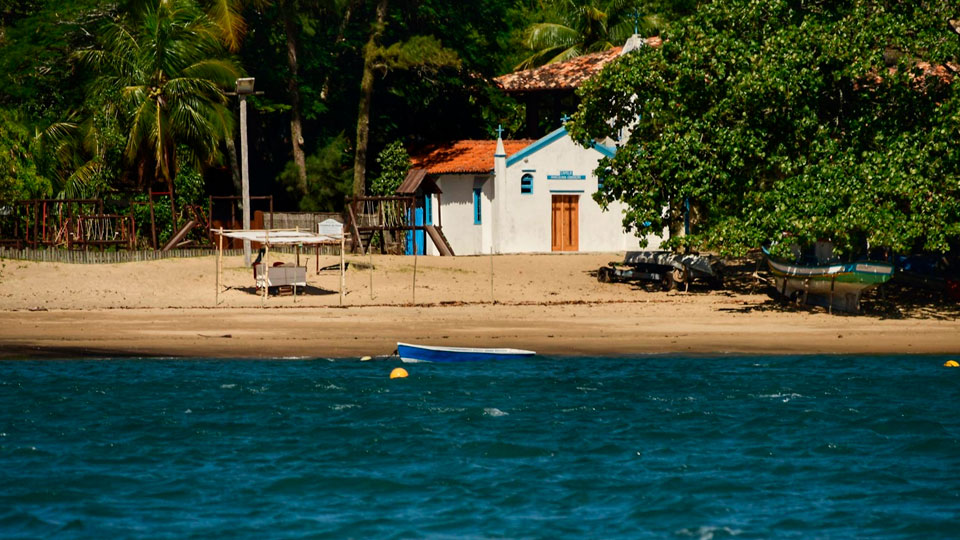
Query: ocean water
xmin=0 ymin=356 xmax=958 ymax=539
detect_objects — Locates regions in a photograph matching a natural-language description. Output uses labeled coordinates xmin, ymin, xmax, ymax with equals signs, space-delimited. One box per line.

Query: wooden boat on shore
xmin=764 ymin=248 xmax=894 ymax=313
xmin=397 ymin=342 xmax=536 ymax=363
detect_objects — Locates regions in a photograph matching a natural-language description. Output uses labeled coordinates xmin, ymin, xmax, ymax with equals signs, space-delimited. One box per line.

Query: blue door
xmin=406 ymin=195 xmax=432 ymax=255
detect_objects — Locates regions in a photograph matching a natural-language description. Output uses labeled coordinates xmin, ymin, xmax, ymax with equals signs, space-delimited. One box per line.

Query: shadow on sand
xmin=228 ymin=285 xmax=338 ymax=297
xmin=593 ymin=251 xmax=960 ymax=320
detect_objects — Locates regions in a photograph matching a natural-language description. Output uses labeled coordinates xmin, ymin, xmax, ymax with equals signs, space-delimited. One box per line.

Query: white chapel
xmin=401 ymin=35 xmax=665 ymax=256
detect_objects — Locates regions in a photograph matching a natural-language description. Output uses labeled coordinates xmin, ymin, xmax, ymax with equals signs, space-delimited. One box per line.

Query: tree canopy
xmin=570 ymin=0 xmax=960 ymax=256
xmin=2 ymin=0 xmax=959 ymax=259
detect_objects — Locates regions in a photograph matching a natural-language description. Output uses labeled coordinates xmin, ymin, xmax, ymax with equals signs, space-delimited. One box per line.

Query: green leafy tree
xmin=278 ymin=132 xmax=352 ymax=211
xmin=77 ymin=0 xmax=240 ymax=219
xmin=370 ymin=139 xmax=409 ymax=195
xmin=352 ymin=0 xmax=460 ymax=197
xmin=203 ymin=0 xmax=349 ymax=197
xmin=0 ymin=108 xmax=51 ymax=204
xmin=130 ymin=148 xmax=208 ymax=247
xmin=570 ymin=0 xmax=960 ymax=257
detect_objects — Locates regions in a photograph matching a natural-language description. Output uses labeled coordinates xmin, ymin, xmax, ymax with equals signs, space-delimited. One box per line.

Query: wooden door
xmin=551 ymin=195 xmax=579 ymax=251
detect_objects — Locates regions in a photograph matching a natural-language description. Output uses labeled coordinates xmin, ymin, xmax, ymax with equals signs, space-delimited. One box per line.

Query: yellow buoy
xmin=390 ymin=367 xmax=409 ymax=379
xmin=944 ymin=360 xmax=959 ymax=368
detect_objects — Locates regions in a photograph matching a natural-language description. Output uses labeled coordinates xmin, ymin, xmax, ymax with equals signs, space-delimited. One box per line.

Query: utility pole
xmin=235 ymin=77 xmax=257 ymax=266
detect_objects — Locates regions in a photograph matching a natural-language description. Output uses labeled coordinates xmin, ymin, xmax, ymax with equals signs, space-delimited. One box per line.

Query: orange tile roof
xmin=410 ymin=140 xmax=536 ymax=174
xmin=494 ymin=37 xmax=662 ymax=93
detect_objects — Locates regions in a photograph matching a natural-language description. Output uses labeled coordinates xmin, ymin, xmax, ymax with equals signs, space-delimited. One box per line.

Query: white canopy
xmin=212 ymin=228 xmax=341 ymax=246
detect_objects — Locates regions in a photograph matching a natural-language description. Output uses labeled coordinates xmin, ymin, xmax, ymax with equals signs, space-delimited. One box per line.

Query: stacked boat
xmin=764 ymin=244 xmax=894 ymax=313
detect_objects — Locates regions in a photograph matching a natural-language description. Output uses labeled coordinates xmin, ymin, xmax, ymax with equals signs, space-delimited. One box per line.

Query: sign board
xmin=317 ymin=219 xmax=344 ymax=238
xmin=547 ymin=170 xmax=586 ymax=180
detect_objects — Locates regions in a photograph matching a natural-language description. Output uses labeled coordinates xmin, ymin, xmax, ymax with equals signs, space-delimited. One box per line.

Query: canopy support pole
xmin=216 ymin=227 xmax=223 ymax=306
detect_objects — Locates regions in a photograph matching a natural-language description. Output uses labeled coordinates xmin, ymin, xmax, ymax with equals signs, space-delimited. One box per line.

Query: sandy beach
xmin=1 ymin=252 xmax=957 ymax=358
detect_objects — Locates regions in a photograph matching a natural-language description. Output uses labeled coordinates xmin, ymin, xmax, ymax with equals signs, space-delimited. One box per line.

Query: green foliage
xmin=377 ymin=35 xmax=461 ymax=72
xmin=129 ymin=151 xmax=207 ymax=247
xmin=77 ymin=0 xmax=240 ymax=186
xmin=2 ymin=0 xmax=692 ymax=220
xmin=515 ymin=0 xmax=690 ymax=69
xmin=0 ymin=0 xmax=102 ymax=121
xmin=371 ymin=140 xmax=410 ymax=195
xmin=35 ymin=89 xmax=128 ymax=199
xmin=0 ymin=108 xmax=51 ymax=205
xmin=571 ymin=0 xmax=960 ymax=256
xmin=279 ymin=133 xmax=353 ymax=211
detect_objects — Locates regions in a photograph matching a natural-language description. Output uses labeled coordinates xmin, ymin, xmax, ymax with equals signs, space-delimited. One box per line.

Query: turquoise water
xmin=1 ymin=356 xmax=958 ymax=538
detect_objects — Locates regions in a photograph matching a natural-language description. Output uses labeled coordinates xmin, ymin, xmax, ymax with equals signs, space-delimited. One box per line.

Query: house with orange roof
xmin=401 ymin=35 xmax=665 ymax=256
xmin=406 ymin=124 xmax=664 ymax=255
xmin=495 ymin=35 xmax=661 ymax=138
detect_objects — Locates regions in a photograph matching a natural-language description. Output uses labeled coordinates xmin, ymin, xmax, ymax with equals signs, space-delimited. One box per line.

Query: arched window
xmin=520 ymin=173 xmax=533 ymax=194
xmin=473 ymin=187 xmax=482 ymax=225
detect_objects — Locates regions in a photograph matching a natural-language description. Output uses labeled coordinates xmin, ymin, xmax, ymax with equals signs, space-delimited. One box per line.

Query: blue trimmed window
xmin=473 ymin=188 xmax=482 ymax=225
xmin=520 ymin=173 xmax=533 ymax=194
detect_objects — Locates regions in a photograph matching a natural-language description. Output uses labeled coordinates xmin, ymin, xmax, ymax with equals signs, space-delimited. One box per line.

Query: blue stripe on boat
xmin=397 ymin=342 xmax=536 ymax=363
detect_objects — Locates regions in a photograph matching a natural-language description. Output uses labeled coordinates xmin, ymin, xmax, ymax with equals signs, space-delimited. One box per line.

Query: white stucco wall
xmin=434 ymin=174 xmax=491 ymax=256
xmin=433 ymin=132 xmax=664 ymax=255
xmin=499 ymin=133 xmax=662 ymax=253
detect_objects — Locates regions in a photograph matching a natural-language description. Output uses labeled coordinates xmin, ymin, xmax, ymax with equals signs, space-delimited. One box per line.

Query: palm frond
xmin=60 ymin=159 xmax=106 ymax=199
xmin=180 ymin=59 xmax=241 ymax=88
xmin=206 ymin=0 xmax=247 ymax=52
xmin=545 ymin=45 xmax=583 ymax=65
xmin=524 ymin=22 xmax=580 ymax=51
xmin=515 ymin=46 xmax=569 ymax=70
xmin=124 ymin=97 xmax=157 ymax=162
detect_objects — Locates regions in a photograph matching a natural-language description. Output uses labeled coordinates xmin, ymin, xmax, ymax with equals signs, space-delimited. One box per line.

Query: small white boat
xmin=396 ymin=342 xmax=536 ymax=363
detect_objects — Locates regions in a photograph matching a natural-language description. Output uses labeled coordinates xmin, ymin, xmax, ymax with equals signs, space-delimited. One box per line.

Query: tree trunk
xmin=225 ymin=136 xmax=242 ymax=194
xmin=283 ymin=1 xmax=308 ymax=196
xmin=352 ymin=0 xmax=388 ymax=199
xmin=163 ymin=145 xmax=178 ymax=229
xmin=320 ymin=0 xmax=359 ymax=102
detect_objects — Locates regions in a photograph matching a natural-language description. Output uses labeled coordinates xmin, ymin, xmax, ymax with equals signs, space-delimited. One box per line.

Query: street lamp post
xmin=236 ymin=77 xmax=256 ymax=266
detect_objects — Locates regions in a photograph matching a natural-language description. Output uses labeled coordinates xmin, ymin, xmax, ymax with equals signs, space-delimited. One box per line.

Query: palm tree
xmin=36 ymin=112 xmax=112 ymax=199
xmin=516 ymin=0 xmax=668 ymax=69
xmin=78 ymin=0 xmax=240 ymax=217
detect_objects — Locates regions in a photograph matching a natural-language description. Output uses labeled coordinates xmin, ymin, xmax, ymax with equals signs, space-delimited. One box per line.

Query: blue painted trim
xmin=549 ymin=189 xmax=585 ymax=194
xmin=520 ymin=173 xmax=534 ymax=195
xmin=592 ymin=143 xmax=617 ymax=158
xmin=506 ymin=126 xmax=567 ymax=167
xmin=397 ymin=343 xmax=535 ymax=363
xmin=521 ymin=169 xmax=536 ymax=173
xmin=494 ymin=154 xmax=506 ymax=158
xmin=506 ymin=125 xmax=618 ymax=167
xmin=472 ymin=188 xmax=482 ymax=225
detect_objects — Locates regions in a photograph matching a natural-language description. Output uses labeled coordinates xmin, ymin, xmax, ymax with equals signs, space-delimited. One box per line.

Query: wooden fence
xmin=0 ymin=245 xmax=344 ymax=264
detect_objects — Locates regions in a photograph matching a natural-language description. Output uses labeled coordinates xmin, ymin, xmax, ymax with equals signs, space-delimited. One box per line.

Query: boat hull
xmin=765 ymin=257 xmax=894 ymax=313
xmin=397 ymin=342 xmax=536 ymax=363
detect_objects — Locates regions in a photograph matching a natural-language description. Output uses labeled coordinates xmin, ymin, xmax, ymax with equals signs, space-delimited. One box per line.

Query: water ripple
xmin=0 ymin=355 xmax=957 ymax=538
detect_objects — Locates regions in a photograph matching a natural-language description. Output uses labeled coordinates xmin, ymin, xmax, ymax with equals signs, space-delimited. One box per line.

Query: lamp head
xmin=235 ymin=77 xmax=256 ymax=95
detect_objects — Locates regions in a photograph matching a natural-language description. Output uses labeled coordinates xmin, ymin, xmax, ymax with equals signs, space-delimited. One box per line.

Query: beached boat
xmin=764 ymin=248 xmax=894 ymax=313
xmin=597 ymin=250 xmax=724 ymax=290
xmin=397 ymin=342 xmax=536 ymax=363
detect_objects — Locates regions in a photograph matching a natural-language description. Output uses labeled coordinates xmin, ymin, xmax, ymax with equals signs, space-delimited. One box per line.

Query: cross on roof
xmin=560 ymin=114 xmax=571 ymax=124
xmin=495 ymin=124 xmax=504 ymax=138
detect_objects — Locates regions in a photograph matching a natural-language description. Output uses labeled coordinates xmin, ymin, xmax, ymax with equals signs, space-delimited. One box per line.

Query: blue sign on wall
xmin=547 ymin=170 xmax=586 ymax=180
